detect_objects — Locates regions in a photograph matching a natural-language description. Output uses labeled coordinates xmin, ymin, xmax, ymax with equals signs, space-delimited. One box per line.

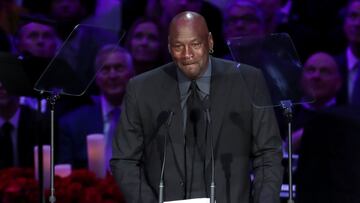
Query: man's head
xmin=126 ymin=18 xmax=161 ymax=64
xmin=223 ymin=0 xmax=266 ymax=39
xmin=301 ymin=52 xmax=342 ymax=106
xmin=50 ymin=0 xmax=86 ymax=22
xmin=344 ymin=0 xmax=360 ymax=47
xmin=168 ymin=11 xmax=213 ymax=80
xmin=16 ymin=22 xmax=59 ymax=58
xmin=95 ymin=45 xmax=134 ymax=104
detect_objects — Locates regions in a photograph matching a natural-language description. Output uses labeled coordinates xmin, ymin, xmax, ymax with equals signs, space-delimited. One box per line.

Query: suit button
xmin=180 ymin=181 xmax=184 ymax=186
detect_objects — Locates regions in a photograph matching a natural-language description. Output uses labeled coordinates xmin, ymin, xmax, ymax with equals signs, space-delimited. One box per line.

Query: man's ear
xmin=208 ymin=32 xmax=214 ymax=53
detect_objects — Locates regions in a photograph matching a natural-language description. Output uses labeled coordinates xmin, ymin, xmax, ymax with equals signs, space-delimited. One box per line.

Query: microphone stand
xmin=36 ymin=96 xmax=44 ymax=203
xmin=159 ymin=111 xmax=174 ymax=203
xmin=46 ymin=89 xmax=61 ymax=203
xmin=280 ymin=100 xmax=294 ymax=203
xmin=204 ymin=101 xmax=215 ymax=203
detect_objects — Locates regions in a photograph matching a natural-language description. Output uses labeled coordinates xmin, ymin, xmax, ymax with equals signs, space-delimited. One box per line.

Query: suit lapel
xmin=159 ymin=64 xmax=186 ymax=180
xmin=205 ymin=57 xmax=234 ymax=167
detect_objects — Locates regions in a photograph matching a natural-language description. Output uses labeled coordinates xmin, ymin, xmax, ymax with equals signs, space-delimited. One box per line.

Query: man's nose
xmin=183 ymin=46 xmax=193 ymax=59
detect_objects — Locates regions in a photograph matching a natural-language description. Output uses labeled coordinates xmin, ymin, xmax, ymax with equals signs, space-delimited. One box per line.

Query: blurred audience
xmin=57 ymin=45 xmax=134 ymax=169
xmin=296 ymin=106 xmax=360 ymax=203
xmin=0 ymin=81 xmax=49 ymax=169
xmin=291 ymin=0 xmax=347 ymax=55
xmin=248 ymin=0 xmax=284 ymax=33
xmin=48 ymin=0 xmax=88 ymax=40
xmin=223 ymin=0 xmax=266 ymax=40
xmin=0 ymin=0 xmax=27 ymax=35
xmin=124 ymin=17 xmax=165 ymax=74
xmin=0 ymin=27 xmax=12 ymax=52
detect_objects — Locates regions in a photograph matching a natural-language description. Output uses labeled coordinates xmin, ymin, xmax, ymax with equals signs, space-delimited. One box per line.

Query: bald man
xmin=284 ymin=52 xmax=343 ymax=154
xmin=111 ymin=11 xmax=282 ymax=203
xmin=301 ymin=52 xmax=342 ymax=109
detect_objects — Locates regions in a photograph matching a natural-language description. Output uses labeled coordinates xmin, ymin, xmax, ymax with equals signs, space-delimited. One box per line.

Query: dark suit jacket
xmin=57 ymin=98 xmax=103 ymax=168
xmin=0 ymin=105 xmax=49 ymax=169
xmin=111 ymin=57 xmax=283 ymax=203
xmin=335 ymin=53 xmax=350 ymax=105
xmin=296 ymin=106 xmax=360 ymax=203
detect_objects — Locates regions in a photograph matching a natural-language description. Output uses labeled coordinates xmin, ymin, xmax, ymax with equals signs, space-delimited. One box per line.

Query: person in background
xmin=13 ymin=16 xmax=60 ymax=113
xmin=223 ymin=0 xmax=266 ymax=40
xmin=124 ymin=17 xmax=166 ymax=75
xmin=285 ymin=52 xmax=342 ymax=154
xmin=336 ymin=0 xmax=360 ymax=106
xmin=57 ymin=44 xmax=134 ymax=169
xmin=15 ymin=16 xmax=59 ymax=58
xmin=48 ymin=0 xmax=88 ymax=40
xmin=0 ymin=81 xmax=49 ymax=169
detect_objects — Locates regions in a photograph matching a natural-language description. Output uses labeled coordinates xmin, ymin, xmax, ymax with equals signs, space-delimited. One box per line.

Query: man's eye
xmin=192 ymin=43 xmax=201 ymax=48
xmin=173 ymin=45 xmax=183 ymax=51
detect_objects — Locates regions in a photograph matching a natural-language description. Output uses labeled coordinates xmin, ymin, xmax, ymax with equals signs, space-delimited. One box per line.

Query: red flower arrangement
xmin=0 ymin=168 xmax=125 ymax=203
xmin=0 ymin=168 xmax=38 ymax=203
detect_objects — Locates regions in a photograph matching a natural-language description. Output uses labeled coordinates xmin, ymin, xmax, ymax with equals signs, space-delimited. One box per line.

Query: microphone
xmin=203 ymin=96 xmax=215 ymax=203
xmin=159 ymin=111 xmax=174 ymax=203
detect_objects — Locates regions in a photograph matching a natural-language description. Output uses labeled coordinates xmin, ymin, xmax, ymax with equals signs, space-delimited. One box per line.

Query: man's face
xmin=130 ymin=21 xmax=161 ymax=62
xmin=301 ymin=53 xmax=342 ymax=101
xmin=17 ymin=22 xmax=58 ymax=58
xmin=344 ymin=1 xmax=360 ymax=45
xmin=51 ymin=0 xmax=83 ymax=21
xmin=96 ymin=52 xmax=134 ymax=98
xmin=224 ymin=5 xmax=265 ymax=39
xmin=168 ymin=19 xmax=213 ymax=80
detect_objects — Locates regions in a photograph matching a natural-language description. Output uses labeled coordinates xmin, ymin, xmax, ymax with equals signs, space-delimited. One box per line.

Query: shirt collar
xmin=100 ymin=95 xmax=120 ymax=121
xmin=301 ymin=97 xmax=337 ymax=110
xmin=177 ymin=58 xmax=212 ymax=99
xmin=0 ymin=107 xmax=20 ymax=128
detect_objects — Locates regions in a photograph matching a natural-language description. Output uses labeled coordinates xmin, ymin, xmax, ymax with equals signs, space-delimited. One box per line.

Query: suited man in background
xmin=111 ymin=11 xmax=283 ymax=203
xmin=57 ymin=44 xmax=134 ymax=169
xmin=0 ymin=81 xmax=49 ymax=169
xmin=336 ymin=0 xmax=360 ymax=106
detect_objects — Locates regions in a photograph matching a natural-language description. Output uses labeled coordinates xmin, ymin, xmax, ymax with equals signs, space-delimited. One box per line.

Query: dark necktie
xmin=351 ymin=66 xmax=360 ymax=105
xmin=185 ymin=81 xmax=207 ymax=198
xmin=1 ymin=122 xmax=14 ymax=167
xmin=105 ymin=108 xmax=121 ymax=171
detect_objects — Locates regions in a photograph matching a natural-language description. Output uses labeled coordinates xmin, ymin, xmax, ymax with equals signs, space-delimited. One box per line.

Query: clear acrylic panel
xmin=227 ymin=33 xmax=314 ymax=108
xmin=34 ymin=24 xmax=124 ymax=96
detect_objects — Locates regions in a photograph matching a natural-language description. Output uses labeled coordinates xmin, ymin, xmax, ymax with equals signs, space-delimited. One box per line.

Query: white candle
xmin=87 ymin=134 xmax=106 ymax=178
xmin=34 ymin=145 xmax=51 ymax=189
xmin=55 ymin=164 xmax=72 ymax=178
